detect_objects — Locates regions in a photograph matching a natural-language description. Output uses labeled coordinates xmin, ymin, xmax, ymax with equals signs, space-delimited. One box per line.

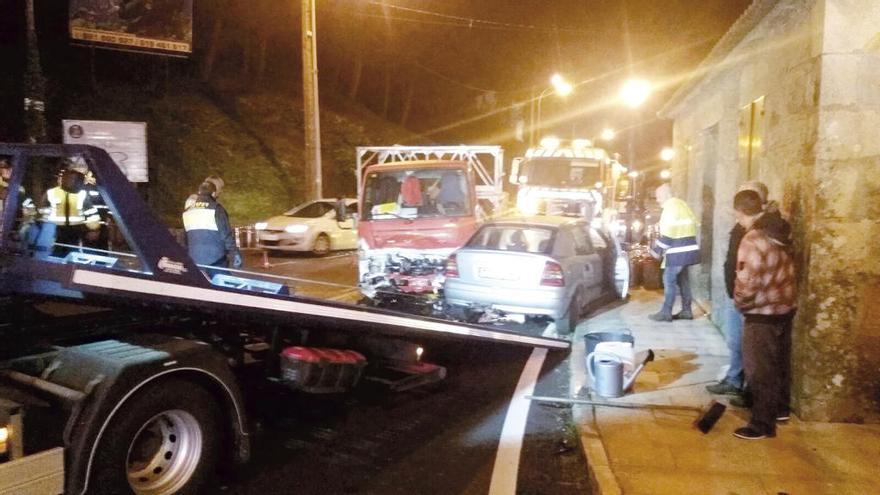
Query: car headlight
xmin=284 ymin=224 xmax=309 ymax=234
xmin=254 ymin=222 xmax=268 ymax=230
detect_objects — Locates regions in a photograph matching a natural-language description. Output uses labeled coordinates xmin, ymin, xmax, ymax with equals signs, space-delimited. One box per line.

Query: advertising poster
xmin=69 ymin=0 xmax=193 ymax=55
xmin=62 ymin=120 xmax=149 ymax=183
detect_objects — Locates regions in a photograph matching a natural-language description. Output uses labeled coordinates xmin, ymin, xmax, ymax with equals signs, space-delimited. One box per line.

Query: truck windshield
xmin=362 ymin=168 xmax=472 ymax=220
xmin=520 ymin=158 xmax=601 ymax=188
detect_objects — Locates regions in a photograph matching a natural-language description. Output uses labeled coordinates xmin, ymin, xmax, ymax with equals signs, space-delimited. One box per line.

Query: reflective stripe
xmin=46 ymin=188 xmax=91 ymax=226
xmin=183 ymin=208 xmax=219 ymax=232
xmin=665 ymin=245 xmax=700 ymax=254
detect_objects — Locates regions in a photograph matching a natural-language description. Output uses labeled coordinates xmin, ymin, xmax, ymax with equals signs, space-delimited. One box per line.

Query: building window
xmin=738 ymin=96 xmax=765 ymax=180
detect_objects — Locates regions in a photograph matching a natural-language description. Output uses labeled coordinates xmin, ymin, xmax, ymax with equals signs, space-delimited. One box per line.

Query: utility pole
xmin=301 ymin=0 xmax=322 ymax=200
xmin=24 ymin=0 xmax=47 ymax=143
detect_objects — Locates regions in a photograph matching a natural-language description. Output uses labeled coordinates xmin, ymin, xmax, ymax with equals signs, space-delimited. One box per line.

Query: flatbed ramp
xmin=0 ymin=143 xmax=567 ymax=351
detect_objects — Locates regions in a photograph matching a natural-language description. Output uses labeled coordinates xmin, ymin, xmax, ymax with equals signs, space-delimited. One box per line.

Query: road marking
xmin=488 ymin=326 xmax=553 ymax=494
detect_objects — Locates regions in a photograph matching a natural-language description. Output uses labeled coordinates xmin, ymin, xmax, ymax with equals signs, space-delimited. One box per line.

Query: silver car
xmin=443 ymin=216 xmax=628 ymax=334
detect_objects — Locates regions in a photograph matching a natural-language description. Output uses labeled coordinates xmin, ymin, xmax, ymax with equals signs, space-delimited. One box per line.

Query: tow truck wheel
xmin=312 ymin=233 xmax=331 ymax=256
xmin=91 ymin=379 xmax=223 ymax=495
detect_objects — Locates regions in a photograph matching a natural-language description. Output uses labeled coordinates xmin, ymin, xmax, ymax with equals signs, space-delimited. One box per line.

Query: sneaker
xmin=648 ymin=312 xmax=673 ymax=322
xmin=733 ymin=425 xmax=775 ymax=440
xmin=729 ymin=396 xmax=752 ymax=408
xmin=672 ymin=310 xmax=694 ymax=320
xmin=706 ymin=380 xmax=742 ymax=396
xmin=776 ymin=411 xmax=791 ymax=422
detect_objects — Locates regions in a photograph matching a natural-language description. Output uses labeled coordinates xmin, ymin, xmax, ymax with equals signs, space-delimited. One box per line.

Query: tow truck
xmin=354 ymin=145 xmax=505 ymax=311
xmin=0 ymin=144 xmax=566 ymax=495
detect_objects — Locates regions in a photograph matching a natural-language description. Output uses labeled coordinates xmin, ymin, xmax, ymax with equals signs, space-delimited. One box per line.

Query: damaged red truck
xmin=354 ymin=146 xmax=505 ymax=311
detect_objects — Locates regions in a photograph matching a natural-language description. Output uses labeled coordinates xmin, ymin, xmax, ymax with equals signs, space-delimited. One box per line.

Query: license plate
xmin=478 ymin=266 xmax=518 ymax=281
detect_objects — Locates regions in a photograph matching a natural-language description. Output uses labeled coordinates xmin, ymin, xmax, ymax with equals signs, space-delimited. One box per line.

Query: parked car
xmin=443 ymin=216 xmax=628 ymax=334
xmin=255 ymin=198 xmax=358 ymax=255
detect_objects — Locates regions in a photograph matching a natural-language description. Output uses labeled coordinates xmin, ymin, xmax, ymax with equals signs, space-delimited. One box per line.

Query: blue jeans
xmin=660 ymin=264 xmax=692 ymax=316
xmin=722 ymin=296 xmax=744 ymax=388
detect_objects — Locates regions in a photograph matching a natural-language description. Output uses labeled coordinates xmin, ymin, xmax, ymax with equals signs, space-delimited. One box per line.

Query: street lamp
xmin=660 ymin=169 xmax=672 ymax=180
xmin=619 ymin=79 xmax=652 ymax=108
xmin=660 ymin=147 xmax=675 ymax=162
xmin=530 ymin=73 xmax=573 ymax=146
xmin=600 ymin=128 xmax=616 ymax=142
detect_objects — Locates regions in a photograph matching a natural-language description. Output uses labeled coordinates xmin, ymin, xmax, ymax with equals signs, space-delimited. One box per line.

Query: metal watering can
xmin=586 ymin=348 xmax=655 ymax=398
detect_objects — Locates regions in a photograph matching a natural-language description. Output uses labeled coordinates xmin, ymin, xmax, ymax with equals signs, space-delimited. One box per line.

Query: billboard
xmin=69 ymin=0 xmax=193 ymax=55
xmin=62 ymin=120 xmax=149 ymax=183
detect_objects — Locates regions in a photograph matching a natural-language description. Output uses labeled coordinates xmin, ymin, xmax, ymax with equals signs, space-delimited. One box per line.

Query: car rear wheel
xmin=312 ymin=233 xmax=331 ymax=256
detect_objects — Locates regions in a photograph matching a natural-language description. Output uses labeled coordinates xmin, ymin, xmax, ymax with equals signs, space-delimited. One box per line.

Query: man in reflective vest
xmin=649 ymin=183 xmax=700 ymax=322
xmin=182 ymin=179 xmax=242 ymax=270
xmin=43 ymin=168 xmax=101 ymax=256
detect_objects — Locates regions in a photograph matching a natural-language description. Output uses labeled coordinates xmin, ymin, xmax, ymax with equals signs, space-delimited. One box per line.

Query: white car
xmin=255 ymin=198 xmax=358 ymax=255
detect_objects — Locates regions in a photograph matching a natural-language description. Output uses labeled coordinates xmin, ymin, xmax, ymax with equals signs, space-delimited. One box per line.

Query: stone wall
xmin=796 ymin=0 xmax=880 ymax=422
xmin=664 ymin=0 xmax=880 ymax=422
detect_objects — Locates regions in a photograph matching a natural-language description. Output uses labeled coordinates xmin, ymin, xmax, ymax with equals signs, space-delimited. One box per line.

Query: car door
xmin=570 ymin=224 xmax=602 ymax=290
xmin=337 ymin=201 xmax=358 ymax=249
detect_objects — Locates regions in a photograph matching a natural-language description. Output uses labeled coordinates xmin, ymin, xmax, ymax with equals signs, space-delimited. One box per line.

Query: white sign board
xmin=62 ymin=120 xmax=148 ymax=182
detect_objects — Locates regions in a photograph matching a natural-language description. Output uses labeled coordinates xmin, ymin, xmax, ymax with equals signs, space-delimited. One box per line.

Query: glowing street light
xmin=550 ymin=73 xmax=573 ymax=96
xmin=600 ymin=128 xmax=616 ymax=141
xmin=660 ymin=169 xmax=672 ymax=180
xmin=532 ymin=73 xmax=574 ymax=145
xmin=619 ymin=79 xmax=652 ymax=108
xmin=660 ymin=147 xmax=675 ymax=162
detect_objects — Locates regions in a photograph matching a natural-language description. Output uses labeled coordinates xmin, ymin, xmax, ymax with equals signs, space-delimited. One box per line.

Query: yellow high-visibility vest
xmin=45 ymin=187 xmax=100 ymax=229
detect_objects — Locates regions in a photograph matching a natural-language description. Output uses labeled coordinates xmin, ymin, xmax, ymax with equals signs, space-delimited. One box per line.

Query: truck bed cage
xmin=355 ymin=145 xmax=504 ymax=204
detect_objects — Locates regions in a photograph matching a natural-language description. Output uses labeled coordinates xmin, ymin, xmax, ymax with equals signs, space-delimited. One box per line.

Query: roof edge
xmin=658 ymin=0 xmax=782 ymax=119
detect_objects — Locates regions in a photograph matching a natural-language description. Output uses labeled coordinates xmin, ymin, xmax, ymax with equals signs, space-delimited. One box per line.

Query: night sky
xmin=0 ymin=0 xmax=753 ymax=167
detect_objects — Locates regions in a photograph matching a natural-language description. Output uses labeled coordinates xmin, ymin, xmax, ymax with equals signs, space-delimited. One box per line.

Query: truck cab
xmin=354 ymin=146 xmax=504 ymax=306
xmin=510 ymin=138 xmax=610 ymax=220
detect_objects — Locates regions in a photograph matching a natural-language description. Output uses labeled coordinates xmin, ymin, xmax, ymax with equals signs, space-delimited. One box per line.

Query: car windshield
xmin=466 ymin=225 xmax=554 ymax=254
xmin=362 ymin=168 xmax=471 ymax=220
xmin=520 ymin=158 xmax=601 ymax=188
xmin=286 ymin=201 xmax=333 ymax=218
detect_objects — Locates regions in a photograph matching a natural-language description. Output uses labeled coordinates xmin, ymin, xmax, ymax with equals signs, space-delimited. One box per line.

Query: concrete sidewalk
xmin=569 ymin=289 xmax=880 ymax=495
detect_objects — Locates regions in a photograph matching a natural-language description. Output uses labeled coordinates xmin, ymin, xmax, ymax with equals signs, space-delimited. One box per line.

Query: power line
xmin=366 ymin=1 xmax=593 ymax=34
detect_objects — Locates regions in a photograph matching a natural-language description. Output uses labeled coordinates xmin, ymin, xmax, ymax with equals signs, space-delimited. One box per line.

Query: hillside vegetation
xmin=66 ymin=84 xmax=419 ymax=227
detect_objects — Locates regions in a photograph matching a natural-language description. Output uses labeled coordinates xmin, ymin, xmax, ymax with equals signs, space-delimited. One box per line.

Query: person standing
xmin=707 ymin=181 xmax=770 ymax=396
xmin=731 ymin=189 xmax=796 ymax=440
xmin=182 ymin=179 xmax=242 ymax=270
xmin=648 ymin=183 xmax=700 ymax=322
xmin=43 ymin=168 xmax=101 ymax=256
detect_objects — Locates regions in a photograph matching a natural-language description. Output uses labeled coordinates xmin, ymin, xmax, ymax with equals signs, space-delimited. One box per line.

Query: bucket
xmin=585 ymin=330 xmax=634 ymax=356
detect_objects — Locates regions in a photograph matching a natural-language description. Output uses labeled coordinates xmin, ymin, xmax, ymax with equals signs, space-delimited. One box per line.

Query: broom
xmin=526 ymin=396 xmax=727 ymax=434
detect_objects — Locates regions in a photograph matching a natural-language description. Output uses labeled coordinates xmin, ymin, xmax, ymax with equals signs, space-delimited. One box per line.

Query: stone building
xmin=659 ymin=0 xmax=879 ymax=422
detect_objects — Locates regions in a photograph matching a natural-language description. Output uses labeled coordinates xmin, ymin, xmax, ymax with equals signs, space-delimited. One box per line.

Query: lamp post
xmin=530 ymin=74 xmax=573 ymax=147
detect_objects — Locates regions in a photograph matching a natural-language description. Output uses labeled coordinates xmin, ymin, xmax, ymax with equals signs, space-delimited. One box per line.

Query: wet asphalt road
xmin=218 ymin=251 xmax=591 ymax=494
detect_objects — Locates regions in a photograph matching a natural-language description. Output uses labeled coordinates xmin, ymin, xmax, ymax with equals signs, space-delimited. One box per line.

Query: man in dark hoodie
xmin=731 ymin=189 xmax=796 ymax=440
xmin=182 ymin=180 xmax=242 ymax=270
xmin=707 ymin=181 xmax=770 ymax=396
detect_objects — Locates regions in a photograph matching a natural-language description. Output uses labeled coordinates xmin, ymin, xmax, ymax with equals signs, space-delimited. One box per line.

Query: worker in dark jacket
xmin=182 ymin=180 xmax=242 ymax=270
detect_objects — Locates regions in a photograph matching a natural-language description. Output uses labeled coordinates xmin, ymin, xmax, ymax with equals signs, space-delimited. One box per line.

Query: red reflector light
xmin=540 ymin=260 xmax=565 ymax=286
xmin=445 ymin=254 xmax=459 ymax=278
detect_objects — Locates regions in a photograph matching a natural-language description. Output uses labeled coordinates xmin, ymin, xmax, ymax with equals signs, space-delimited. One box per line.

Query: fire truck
xmin=0 ymin=144 xmax=564 ymax=495
xmin=354 ymin=146 xmax=505 ymax=310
